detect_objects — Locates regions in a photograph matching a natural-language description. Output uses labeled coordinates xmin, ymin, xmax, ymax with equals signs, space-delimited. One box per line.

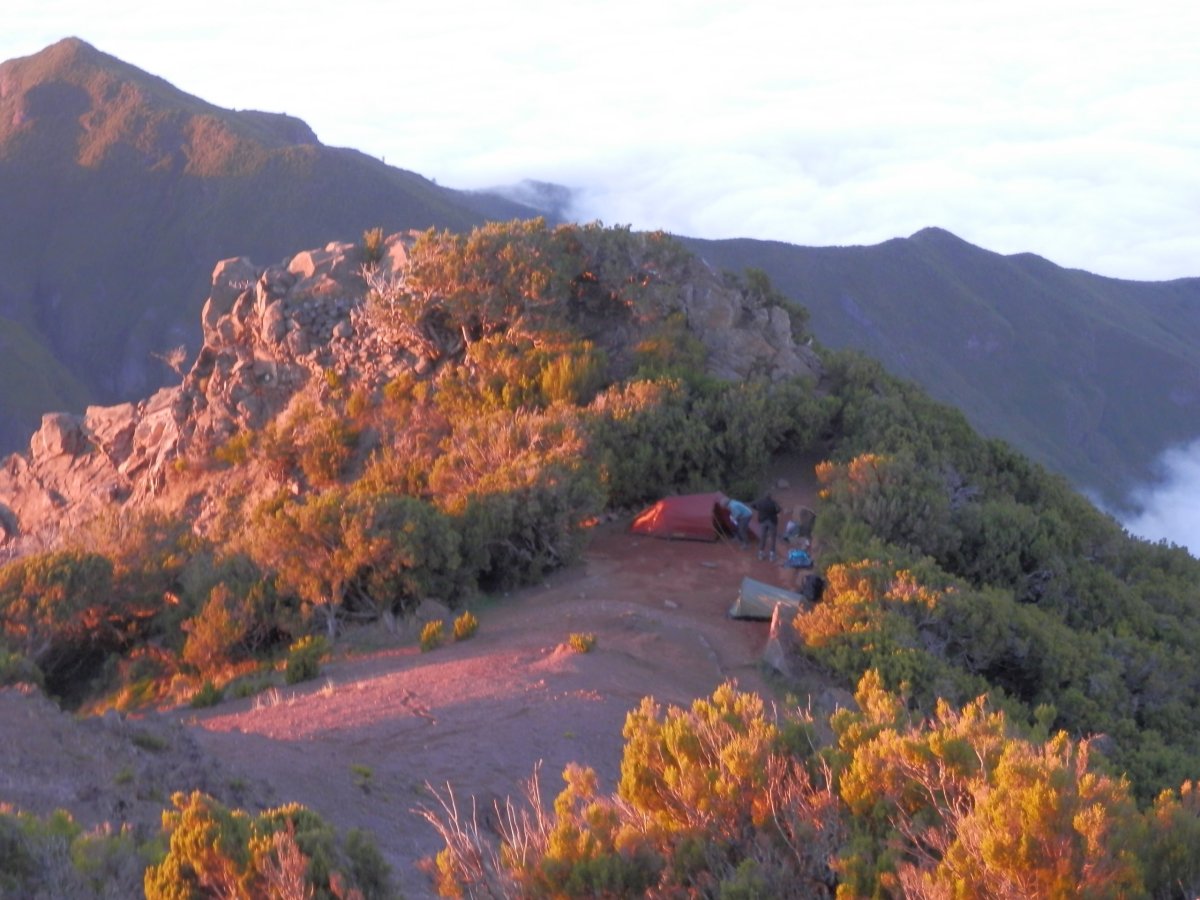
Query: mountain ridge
xmin=3 ymin=37 xmax=1199 ymax=512
xmin=0 ymin=37 xmax=545 ymax=453
xmin=681 ymin=229 xmax=1200 ymax=506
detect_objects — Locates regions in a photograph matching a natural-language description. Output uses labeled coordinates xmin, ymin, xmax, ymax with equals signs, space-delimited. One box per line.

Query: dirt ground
xmin=0 ymin=461 xmax=829 ymax=898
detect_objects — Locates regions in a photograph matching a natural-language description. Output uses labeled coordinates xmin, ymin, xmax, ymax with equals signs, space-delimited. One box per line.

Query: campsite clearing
xmin=1 ymin=461 xmax=828 ymax=898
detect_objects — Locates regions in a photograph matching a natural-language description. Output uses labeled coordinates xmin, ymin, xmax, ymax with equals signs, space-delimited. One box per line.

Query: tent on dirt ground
xmin=630 ymin=491 xmax=755 ymax=542
xmin=727 ymin=576 xmax=806 ymax=620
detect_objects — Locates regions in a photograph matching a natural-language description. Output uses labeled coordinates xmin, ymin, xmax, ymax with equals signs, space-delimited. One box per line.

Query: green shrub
xmin=0 ymin=806 xmax=143 ymax=898
xmin=144 ymin=791 xmax=391 ymax=899
xmin=228 ymin=670 xmax=276 ymax=699
xmin=285 ymin=635 xmax=328 ymax=685
xmin=213 ymin=430 xmax=254 ymax=467
xmin=346 ymin=385 xmax=372 ymax=420
xmin=361 ymin=226 xmax=386 ymax=264
xmin=247 ymin=489 xmax=465 ymax=639
xmin=351 ymin=764 xmax=373 ymax=793
xmin=130 ymin=731 xmax=169 ymax=753
xmin=453 ymin=610 xmax=479 ymax=641
xmin=420 ymin=620 xmax=445 ymax=652
xmin=0 ymin=648 xmax=43 ymax=688
xmin=423 ymin=682 xmax=841 ymax=897
xmin=568 ymin=632 xmax=596 ymax=654
xmin=633 ymin=312 xmax=707 ymax=381
xmin=189 ymin=680 xmax=223 ymax=708
xmin=299 ymin=417 xmax=358 ymax=486
xmin=181 ymin=584 xmax=244 ymax=677
xmin=0 ymin=550 xmax=118 ymax=699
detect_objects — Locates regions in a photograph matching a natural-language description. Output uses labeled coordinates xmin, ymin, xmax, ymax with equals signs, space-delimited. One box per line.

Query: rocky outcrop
xmin=0 ymin=229 xmax=818 ymax=557
xmin=682 ymin=277 xmax=818 ymax=382
xmin=0 ymin=238 xmax=389 ymax=555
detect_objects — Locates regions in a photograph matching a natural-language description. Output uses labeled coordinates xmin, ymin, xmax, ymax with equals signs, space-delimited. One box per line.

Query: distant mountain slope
xmin=0 ymin=37 xmax=541 ymax=453
xmin=683 ymin=228 xmax=1200 ymax=506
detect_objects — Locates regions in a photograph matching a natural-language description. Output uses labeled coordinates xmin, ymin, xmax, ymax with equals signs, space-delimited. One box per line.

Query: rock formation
xmin=0 ymin=229 xmax=819 ymax=558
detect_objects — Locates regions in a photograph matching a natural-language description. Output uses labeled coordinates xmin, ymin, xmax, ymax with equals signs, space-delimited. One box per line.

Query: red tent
xmin=630 ymin=491 xmax=753 ymax=542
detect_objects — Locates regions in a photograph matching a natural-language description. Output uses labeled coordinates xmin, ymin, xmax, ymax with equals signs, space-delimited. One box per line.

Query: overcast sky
xmin=5 ymin=2 xmax=1200 ymax=551
xmin=6 ymin=0 xmax=1200 ymax=283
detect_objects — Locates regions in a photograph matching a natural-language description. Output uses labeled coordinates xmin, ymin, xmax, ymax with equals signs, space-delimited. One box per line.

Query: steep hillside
xmin=3 ymin=221 xmax=1200 ymax=897
xmin=0 ymin=37 xmax=540 ymax=453
xmin=6 ymin=38 xmax=1198 ymax=518
xmin=0 ymin=221 xmax=817 ymax=556
xmin=683 ymin=229 xmax=1200 ymax=506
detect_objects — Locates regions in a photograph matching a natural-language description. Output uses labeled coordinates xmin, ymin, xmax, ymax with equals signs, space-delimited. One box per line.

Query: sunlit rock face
xmin=0 ymin=229 xmax=818 ymax=557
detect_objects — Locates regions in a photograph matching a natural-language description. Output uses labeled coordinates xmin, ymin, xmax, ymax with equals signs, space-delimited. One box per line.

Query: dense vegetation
xmin=684 ymin=228 xmax=1200 ymax=508
xmin=0 ymin=790 xmax=390 ymax=899
xmin=3 ymin=220 xmax=1200 ymax=896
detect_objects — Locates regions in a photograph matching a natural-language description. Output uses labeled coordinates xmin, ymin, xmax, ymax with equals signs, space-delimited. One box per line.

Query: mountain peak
xmin=909 ymin=226 xmax=968 ymax=246
xmin=0 ymin=37 xmax=325 ymax=173
xmin=13 ymin=36 xmax=100 ymax=69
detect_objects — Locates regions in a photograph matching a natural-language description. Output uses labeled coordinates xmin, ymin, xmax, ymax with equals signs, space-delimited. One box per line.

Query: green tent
xmin=727 ymin=577 xmax=806 ymax=620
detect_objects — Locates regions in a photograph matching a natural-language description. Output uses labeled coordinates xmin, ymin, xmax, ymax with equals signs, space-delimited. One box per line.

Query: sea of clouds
xmin=1115 ymin=439 xmax=1200 ymax=555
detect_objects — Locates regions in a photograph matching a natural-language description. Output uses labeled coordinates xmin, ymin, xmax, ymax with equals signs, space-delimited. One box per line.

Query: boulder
xmin=202 ymin=257 xmax=258 ymax=332
xmin=414 ymin=598 xmax=452 ymax=623
xmin=260 ymin=300 xmax=288 ymax=345
xmin=84 ymin=403 xmax=136 ymax=461
xmin=0 ymin=502 xmax=17 ymax=543
xmin=30 ymin=413 xmax=86 ymax=459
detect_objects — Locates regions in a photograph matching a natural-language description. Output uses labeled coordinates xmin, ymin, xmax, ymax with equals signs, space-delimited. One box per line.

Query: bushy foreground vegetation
xmin=424 ymin=680 xmax=1200 ymax=898
xmin=0 ymin=792 xmax=390 ymax=899
xmin=4 ymin=219 xmax=1200 ymax=895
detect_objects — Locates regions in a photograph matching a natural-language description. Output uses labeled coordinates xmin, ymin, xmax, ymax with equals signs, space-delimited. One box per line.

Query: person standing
xmin=724 ymin=497 xmax=754 ymax=548
xmin=753 ymin=492 xmax=781 ymax=561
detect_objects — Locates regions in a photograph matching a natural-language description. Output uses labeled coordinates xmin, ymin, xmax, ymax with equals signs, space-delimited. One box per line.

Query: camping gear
xmin=798 ymin=573 xmax=826 ymax=603
xmin=631 ymin=492 xmax=757 ymax=542
xmin=790 ymin=506 xmax=816 ymax=539
xmin=785 ymin=548 xmax=813 ymax=568
xmin=727 ymin=576 xmax=805 ymax=620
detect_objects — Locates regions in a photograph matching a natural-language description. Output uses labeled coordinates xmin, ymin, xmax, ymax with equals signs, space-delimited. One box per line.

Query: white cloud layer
xmin=5 ymin=0 xmax=1200 ymax=280
xmin=1121 ymin=440 xmax=1200 ymax=555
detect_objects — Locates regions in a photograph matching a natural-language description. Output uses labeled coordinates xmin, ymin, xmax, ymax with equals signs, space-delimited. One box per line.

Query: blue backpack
xmin=786 ymin=548 xmax=813 ymax=569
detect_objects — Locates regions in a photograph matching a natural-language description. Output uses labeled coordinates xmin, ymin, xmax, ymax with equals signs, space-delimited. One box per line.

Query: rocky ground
xmin=0 ymin=461 xmax=841 ymax=898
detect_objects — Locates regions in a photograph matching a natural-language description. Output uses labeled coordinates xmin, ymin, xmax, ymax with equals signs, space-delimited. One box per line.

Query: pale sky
xmin=5 ymin=0 xmax=1200 ymax=282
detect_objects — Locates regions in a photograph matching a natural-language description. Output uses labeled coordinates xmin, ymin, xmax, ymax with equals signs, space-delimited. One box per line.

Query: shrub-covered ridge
xmin=2 ymin=219 xmax=1199 ymax=896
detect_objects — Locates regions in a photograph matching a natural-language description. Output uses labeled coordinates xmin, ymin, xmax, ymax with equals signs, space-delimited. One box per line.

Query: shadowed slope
xmin=683 ymin=228 xmax=1200 ymax=506
xmin=0 ymin=38 xmax=540 ymax=452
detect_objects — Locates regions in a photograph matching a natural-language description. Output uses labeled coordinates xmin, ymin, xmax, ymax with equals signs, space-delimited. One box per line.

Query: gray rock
xmin=260 ymin=300 xmax=287 ymax=344
xmin=30 ymin=413 xmax=87 ymax=459
xmin=84 ymin=403 xmax=136 ymax=461
xmin=0 ymin=502 xmax=17 ymax=542
xmin=414 ymin=598 xmax=451 ymax=623
xmin=203 ymin=257 xmax=258 ymax=332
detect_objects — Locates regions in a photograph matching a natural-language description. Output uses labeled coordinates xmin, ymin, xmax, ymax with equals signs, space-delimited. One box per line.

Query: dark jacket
xmin=752 ymin=495 xmax=781 ymax=526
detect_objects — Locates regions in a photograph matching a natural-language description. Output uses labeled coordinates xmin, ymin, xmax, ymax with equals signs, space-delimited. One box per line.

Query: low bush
xmin=420 ymin=620 xmax=445 ymax=652
xmin=453 ymin=610 xmax=478 ymax=641
xmin=144 ymin=791 xmax=391 ymax=899
xmin=189 ymin=680 xmax=223 ymax=708
xmin=0 ymin=648 xmax=43 ymax=688
xmin=284 ymin=635 xmax=328 ymax=685
xmin=0 ymin=807 xmax=143 ymax=898
xmin=567 ymin=632 xmax=595 ymax=653
xmin=361 ymin=226 xmax=385 ymax=265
